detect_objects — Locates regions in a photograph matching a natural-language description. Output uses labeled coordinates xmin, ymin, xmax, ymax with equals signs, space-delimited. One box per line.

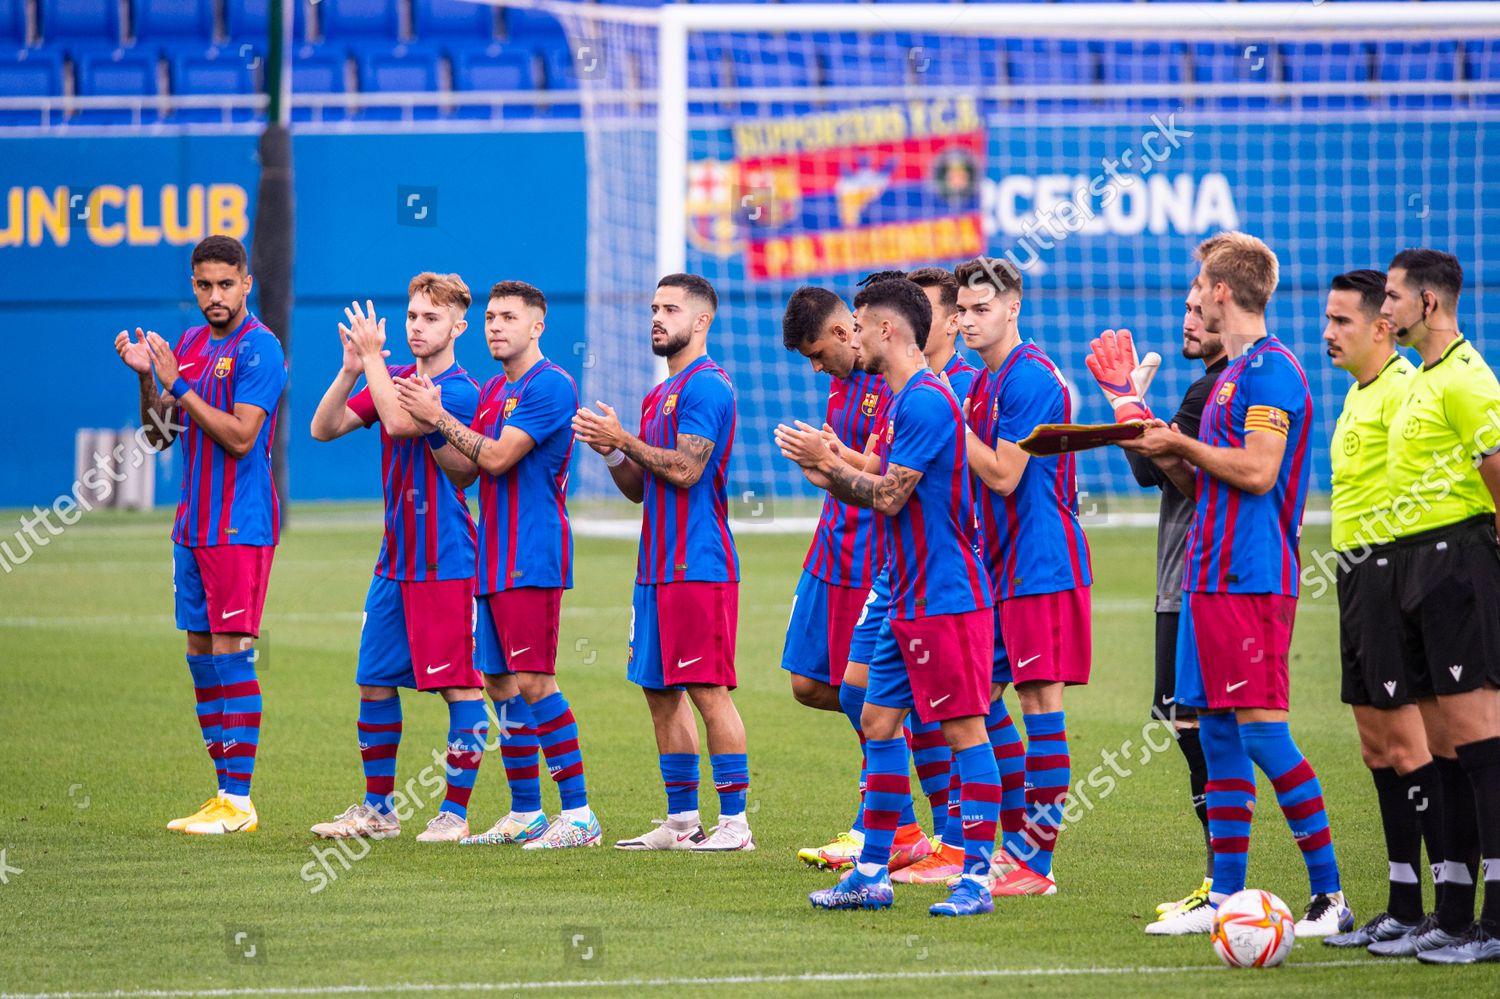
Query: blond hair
xmin=407 ymin=272 xmax=472 ymax=313
xmin=1194 ymin=232 xmax=1278 ymax=315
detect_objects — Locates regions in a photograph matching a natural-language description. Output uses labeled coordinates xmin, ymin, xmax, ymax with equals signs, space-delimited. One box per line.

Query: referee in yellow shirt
xmin=1317 ymin=269 xmax=1428 ymax=949
xmin=1368 ymin=249 xmax=1500 ymax=965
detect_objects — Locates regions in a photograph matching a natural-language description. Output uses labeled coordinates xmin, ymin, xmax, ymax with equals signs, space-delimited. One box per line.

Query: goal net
xmin=492 ymin=1 xmax=1500 ymax=513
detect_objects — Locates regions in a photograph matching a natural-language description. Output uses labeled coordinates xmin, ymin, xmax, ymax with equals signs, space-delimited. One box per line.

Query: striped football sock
xmin=858 ymin=737 xmax=910 ymax=871
xmin=439 ymin=699 xmax=489 ymax=819
xmin=1240 ymin=721 xmax=1340 ymax=896
xmin=215 ymin=649 xmax=261 ymax=799
xmin=186 ymin=653 xmax=225 ymax=791
xmin=530 ymin=692 xmax=588 ymax=811
xmin=495 ymin=694 xmax=542 ymax=814
xmin=955 ymin=743 xmax=1002 ymax=877
xmin=659 ymin=753 xmax=700 ymax=816
xmin=908 ymin=716 xmax=951 ymax=833
xmin=840 ymin=680 xmax=867 ymax=834
xmin=1199 ymin=711 xmax=1255 ymax=900
xmin=357 ymin=695 xmax=402 ymax=815
xmin=987 ymin=698 xmax=1028 ymax=858
xmin=711 ymin=753 xmax=750 ymax=818
xmin=1022 ymin=710 xmax=1070 ymax=877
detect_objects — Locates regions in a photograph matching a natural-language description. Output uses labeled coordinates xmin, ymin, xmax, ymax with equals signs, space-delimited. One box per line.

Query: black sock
xmin=1372 ymin=766 xmax=1425 ymax=922
xmin=1177 ymin=725 xmax=1212 ymax=879
xmin=1405 ymin=760 xmax=1447 ymax=918
xmin=1436 ymin=754 xmax=1480 ymax=933
xmin=1455 ymin=737 xmax=1500 ymax=935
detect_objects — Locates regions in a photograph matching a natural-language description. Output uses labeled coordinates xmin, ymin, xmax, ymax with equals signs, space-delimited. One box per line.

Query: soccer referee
xmin=1367 ymin=249 xmax=1500 ymax=965
xmin=1121 ymin=296 xmax=1226 ymax=922
xmin=1315 ymin=269 xmax=1430 ymax=949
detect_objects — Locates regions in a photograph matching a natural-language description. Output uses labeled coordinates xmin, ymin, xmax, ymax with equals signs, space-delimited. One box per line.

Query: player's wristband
xmin=604 ymin=448 xmax=626 ymax=467
xmin=169 ymin=376 xmax=190 ymax=399
xmin=424 ymin=430 xmax=449 ymax=450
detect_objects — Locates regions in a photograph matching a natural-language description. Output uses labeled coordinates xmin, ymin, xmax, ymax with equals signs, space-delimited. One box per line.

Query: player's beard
xmin=651 ymin=326 xmax=691 ymax=358
xmin=202 ymin=303 xmax=236 ymax=331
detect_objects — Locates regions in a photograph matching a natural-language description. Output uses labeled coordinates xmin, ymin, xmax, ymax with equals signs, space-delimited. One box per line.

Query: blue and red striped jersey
xmin=474 ymin=358 xmax=577 ymax=594
xmin=348 ymin=363 xmax=479 ymax=582
xmin=1184 ymin=335 xmax=1312 ymax=596
xmin=881 ymin=368 xmax=992 ymax=619
xmin=169 ymin=315 xmax=287 ymax=548
xmin=966 ymin=340 xmax=1092 ymax=600
xmin=636 ymin=356 xmax=740 ymax=584
xmin=941 ymin=350 xmax=981 ymax=404
xmin=803 ymin=370 xmax=891 ymax=588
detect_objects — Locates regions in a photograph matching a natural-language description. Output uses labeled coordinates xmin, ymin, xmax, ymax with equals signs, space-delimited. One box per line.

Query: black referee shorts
xmin=1344 ymin=514 xmax=1500 ymax=705
xmin=1152 ymin=610 xmax=1196 ymax=722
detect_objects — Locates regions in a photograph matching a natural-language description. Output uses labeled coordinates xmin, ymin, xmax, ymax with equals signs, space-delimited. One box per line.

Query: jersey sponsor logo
xmin=860 ymin=391 xmax=879 ymax=416
xmin=676 ymin=656 xmax=703 ymax=669
xmin=503 ymin=397 xmax=518 ymax=418
xmin=885 ymin=422 xmax=894 ymax=443
xmin=214 ymin=356 xmax=233 ymax=378
xmin=221 ymin=608 xmax=245 ymax=619
xmin=1016 ymin=654 xmax=1041 ymax=671
xmin=1342 ymin=430 xmax=1360 ymax=456
xmin=1226 ymin=679 xmax=1249 ymax=692
xmin=1216 ymin=380 xmax=1236 ymax=405
xmin=928 ymin=694 xmax=952 ymax=709
xmin=663 ymin=392 xmax=679 ymax=415
xmin=425 ymin=662 xmax=451 ymax=675
xmin=476 ymin=407 xmax=492 ymax=424
xmin=179 ymin=361 xmax=197 ymax=373
xmin=1403 ymin=415 xmax=1421 ymax=440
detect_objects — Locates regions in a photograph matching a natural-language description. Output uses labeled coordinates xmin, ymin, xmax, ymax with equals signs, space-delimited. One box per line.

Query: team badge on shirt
xmin=504 ymin=396 xmax=518 ymax=418
xmin=1216 ymin=380 xmax=1236 ymax=405
xmin=214 ymin=356 xmax=233 ymax=378
xmin=860 ymin=392 xmax=879 ymax=416
xmin=663 ymin=392 xmax=678 ymax=415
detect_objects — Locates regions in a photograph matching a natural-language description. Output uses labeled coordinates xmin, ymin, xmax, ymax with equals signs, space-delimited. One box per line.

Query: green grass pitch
xmin=0 ymin=505 xmax=1494 ymax=996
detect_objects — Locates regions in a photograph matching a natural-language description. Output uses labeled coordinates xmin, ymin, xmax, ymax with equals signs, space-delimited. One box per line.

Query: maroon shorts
xmin=998 ymin=587 xmax=1092 ymax=686
xmin=888 ymin=609 xmax=993 ymax=724
xmin=628 ymin=581 xmax=739 ymax=689
xmin=479 ymin=587 xmax=563 ymax=675
xmin=1181 ymin=591 xmax=1296 ymax=711
xmin=826 ymin=582 xmax=869 ymax=686
xmin=173 ymin=543 xmax=275 ymax=637
xmin=357 ymin=575 xmax=481 ymax=692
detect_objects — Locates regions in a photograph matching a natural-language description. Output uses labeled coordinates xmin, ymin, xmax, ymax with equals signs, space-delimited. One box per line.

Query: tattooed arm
xmin=774 ymin=421 xmax=922 ymax=516
xmin=394 ymin=376 xmax=537 ymax=488
xmin=572 ymin=401 xmax=716 ymax=493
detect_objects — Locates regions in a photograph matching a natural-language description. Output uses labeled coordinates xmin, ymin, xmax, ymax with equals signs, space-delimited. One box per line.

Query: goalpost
xmin=476 ymin=1 xmax=1500 ymax=521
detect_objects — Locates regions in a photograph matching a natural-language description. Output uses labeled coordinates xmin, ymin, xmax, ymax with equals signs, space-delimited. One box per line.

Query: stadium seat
xmin=319 ymin=0 xmax=401 ymax=42
xmin=1280 ymin=41 xmax=1371 ymax=110
xmin=291 ymin=43 xmax=347 ymax=122
xmin=226 ymin=0 xmax=307 ymax=46
xmin=0 ymin=48 xmax=63 ymax=125
xmin=1378 ymin=41 xmax=1458 ymax=109
xmin=505 ymin=8 xmax=568 ymax=48
xmin=450 ymin=43 xmax=536 ymax=120
xmin=729 ymin=33 xmax=818 ymax=118
xmin=0 ymin=0 xmax=27 ymax=46
xmin=1466 ymin=44 xmax=1500 ymax=109
xmin=413 ymin=0 xmax=497 ymax=43
xmin=133 ymin=0 xmax=214 ymax=43
xmin=1189 ymin=41 xmax=1276 ymax=110
xmin=169 ymin=47 xmax=258 ymax=124
xmin=74 ymin=48 xmax=160 ymax=124
xmin=40 ymin=0 xmax=120 ymax=48
xmin=1006 ymin=38 xmax=1096 ymax=110
xmin=820 ymin=33 xmax=910 ymax=89
xmin=1101 ymin=41 xmax=1187 ymax=111
xmin=355 ymin=46 xmax=442 ymax=121
xmin=907 ymin=34 xmax=1002 ymax=88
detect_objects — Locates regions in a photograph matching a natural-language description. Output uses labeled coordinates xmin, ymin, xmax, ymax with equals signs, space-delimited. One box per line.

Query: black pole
xmin=253 ymin=0 xmax=295 ymax=521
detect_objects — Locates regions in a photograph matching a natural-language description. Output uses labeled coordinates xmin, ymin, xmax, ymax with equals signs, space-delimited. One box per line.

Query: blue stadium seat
xmin=505 ymin=8 xmax=567 ymax=47
xmin=319 ymin=0 xmax=400 ymax=42
xmin=291 ymin=43 xmax=347 ymax=122
xmin=413 ymin=0 xmax=496 ymax=42
xmin=0 ymin=48 xmax=63 ymax=125
xmin=1190 ymin=41 xmax=1276 ymax=110
xmin=1467 ymin=44 xmax=1500 ymax=109
xmin=1281 ymin=41 xmax=1371 ymax=109
xmin=1378 ymin=41 xmax=1458 ymax=109
xmin=226 ymin=0 xmax=306 ymax=45
xmin=1101 ymin=41 xmax=1186 ymax=110
xmin=820 ymin=33 xmax=910 ymax=88
xmin=169 ymin=47 xmax=258 ymax=124
xmin=0 ymin=0 xmax=27 ymax=46
xmin=730 ymin=33 xmax=818 ymax=118
xmin=356 ymin=46 xmax=442 ymax=121
xmin=133 ymin=0 xmax=214 ymax=43
xmin=40 ymin=0 xmax=120 ymax=48
xmin=909 ymin=34 xmax=1003 ymax=89
xmin=1006 ymin=38 xmax=1096 ymax=110
xmin=451 ymin=43 xmax=536 ymax=120
xmin=74 ymin=48 xmax=159 ymax=124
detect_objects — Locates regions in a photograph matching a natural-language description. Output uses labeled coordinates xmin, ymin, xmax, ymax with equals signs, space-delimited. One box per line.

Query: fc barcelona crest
xmin=860 ymin=392 xmax=879 ymax=417
xmin=663 ymin=393 xmax=679 ymax=415
xmin=214 ymin=356 xmax=233 ymax=378
xmin=503 ymin=397 xmax=518 ymax=418
xmin=1216 ymin=381 xmax=1236 ymax=405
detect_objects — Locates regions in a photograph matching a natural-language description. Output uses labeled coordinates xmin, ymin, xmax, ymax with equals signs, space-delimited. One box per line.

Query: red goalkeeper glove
xmin=1085 ymin=328 xmax=1159 ymax=423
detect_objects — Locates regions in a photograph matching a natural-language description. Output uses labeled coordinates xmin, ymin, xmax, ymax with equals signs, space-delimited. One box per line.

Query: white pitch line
xmin=0 ymin=960 xmax=1383 ymax=999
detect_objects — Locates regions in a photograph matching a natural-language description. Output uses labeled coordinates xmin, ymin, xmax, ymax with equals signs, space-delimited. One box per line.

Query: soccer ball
xmin=1210 ymin=889 xmax=1296 ymax=968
